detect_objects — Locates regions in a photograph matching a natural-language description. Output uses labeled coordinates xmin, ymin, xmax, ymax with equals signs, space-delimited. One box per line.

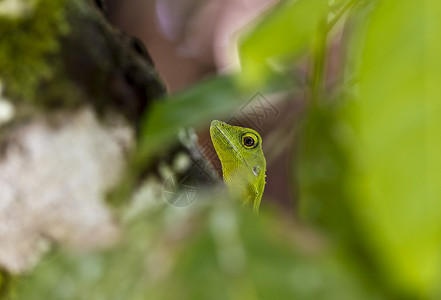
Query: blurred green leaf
xmin=16 ymin=197 xmax=377 ymax=300
xmin=345 ymin=0 xmax=441 ymax=296
xmin=140 ymin=76 xmax=239 ymax=159
xmin=295 ymin=99 xmax=389 ymax=298
xmin=238 ymin=0 xmax=328 ymax=88
xmin=138 ymin=73 xmax=292 ymax=165
xmin=297 ymin=0 xmax=441 ymax=298
xmin=297 ymin=102 xmax=353 ymax=234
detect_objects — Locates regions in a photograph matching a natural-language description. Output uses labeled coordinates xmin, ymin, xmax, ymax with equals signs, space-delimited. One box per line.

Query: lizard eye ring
xmin=242 ymin=133 xmax=258 ymax=149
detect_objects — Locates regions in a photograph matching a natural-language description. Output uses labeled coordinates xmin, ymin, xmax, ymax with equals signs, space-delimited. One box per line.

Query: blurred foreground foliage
xmin=4 ymin=0 xmax=441 ymax=299
xmin=17 ymin=195 xmax=375 ymax=300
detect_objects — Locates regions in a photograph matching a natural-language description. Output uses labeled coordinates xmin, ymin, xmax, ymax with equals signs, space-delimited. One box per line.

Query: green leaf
xmin=15 ymin=199 xmax=376 ymax=300
xmin=238 ymin=0 xmax=328 ymax=88
xmin=138 ymin=73 xmax=292 ymax=165
xmin=346 ymin=0 xmax=441 ymax=296
xmin=297 ymin=0 xmax=441 ymax=297
xmin=139 ymin=76 xmax=239 ymax=159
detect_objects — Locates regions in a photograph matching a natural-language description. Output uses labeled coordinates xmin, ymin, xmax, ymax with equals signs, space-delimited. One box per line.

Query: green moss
xmin=0 ymin=0 xmax=68 ymax=103
xmin=0 ymin=269 xmax=18 ymax=299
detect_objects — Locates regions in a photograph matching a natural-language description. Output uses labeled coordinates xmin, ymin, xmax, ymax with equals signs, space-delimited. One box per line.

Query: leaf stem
xmin=309 ymin=0 xmax=359 ymax=106
xmin=309 ymin=18 xmax=329 ymax=106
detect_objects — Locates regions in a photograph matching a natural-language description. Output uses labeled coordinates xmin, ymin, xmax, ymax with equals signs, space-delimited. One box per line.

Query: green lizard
xmin=210 ymin=120 xmax=266 ymax=213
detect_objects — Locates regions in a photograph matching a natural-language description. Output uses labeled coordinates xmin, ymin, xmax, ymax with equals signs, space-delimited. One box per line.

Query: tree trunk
xmin=0 ymin=0 xmax=165 ymax=276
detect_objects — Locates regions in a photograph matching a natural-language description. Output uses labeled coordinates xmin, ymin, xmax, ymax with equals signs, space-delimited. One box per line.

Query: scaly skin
xmin=210 ymin=120 xmax=266 ymax=213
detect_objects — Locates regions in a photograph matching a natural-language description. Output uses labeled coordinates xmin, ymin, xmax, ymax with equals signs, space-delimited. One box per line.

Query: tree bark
xmin=0 ymin=0 xmax=165 ymax=276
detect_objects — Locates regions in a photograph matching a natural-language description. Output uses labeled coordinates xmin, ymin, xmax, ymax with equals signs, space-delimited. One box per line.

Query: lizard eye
xmin=242 ymin=133 xmax=258 ymax=149
xmin=244 ymin=137 xmax=254 ymax=146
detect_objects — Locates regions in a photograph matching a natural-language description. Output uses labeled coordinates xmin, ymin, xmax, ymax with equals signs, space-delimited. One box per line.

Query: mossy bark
xmin=0 ymin=0 xmax=165 ymax=122
xmin=0 ymin=0 xmax=166 ymax=295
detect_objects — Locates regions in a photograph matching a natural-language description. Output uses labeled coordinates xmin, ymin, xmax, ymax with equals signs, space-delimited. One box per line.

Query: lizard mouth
xmin=211 ymin=123 xmax=235 ymax=150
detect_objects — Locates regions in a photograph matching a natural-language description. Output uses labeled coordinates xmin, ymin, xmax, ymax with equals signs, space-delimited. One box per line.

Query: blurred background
xmin=1 ymin=0 xmax=441 ymax=299
xmin=105 ymin=0 xmax=309 ymax=211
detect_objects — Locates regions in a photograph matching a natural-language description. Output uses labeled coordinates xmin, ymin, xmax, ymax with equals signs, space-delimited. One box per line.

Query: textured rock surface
xmin=0 ymin=107 xmax=134 ymax=273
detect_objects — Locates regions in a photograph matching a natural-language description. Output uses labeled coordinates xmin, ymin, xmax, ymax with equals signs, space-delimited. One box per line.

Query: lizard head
xmin=210 ymin=120 xmax=266 ymax=211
